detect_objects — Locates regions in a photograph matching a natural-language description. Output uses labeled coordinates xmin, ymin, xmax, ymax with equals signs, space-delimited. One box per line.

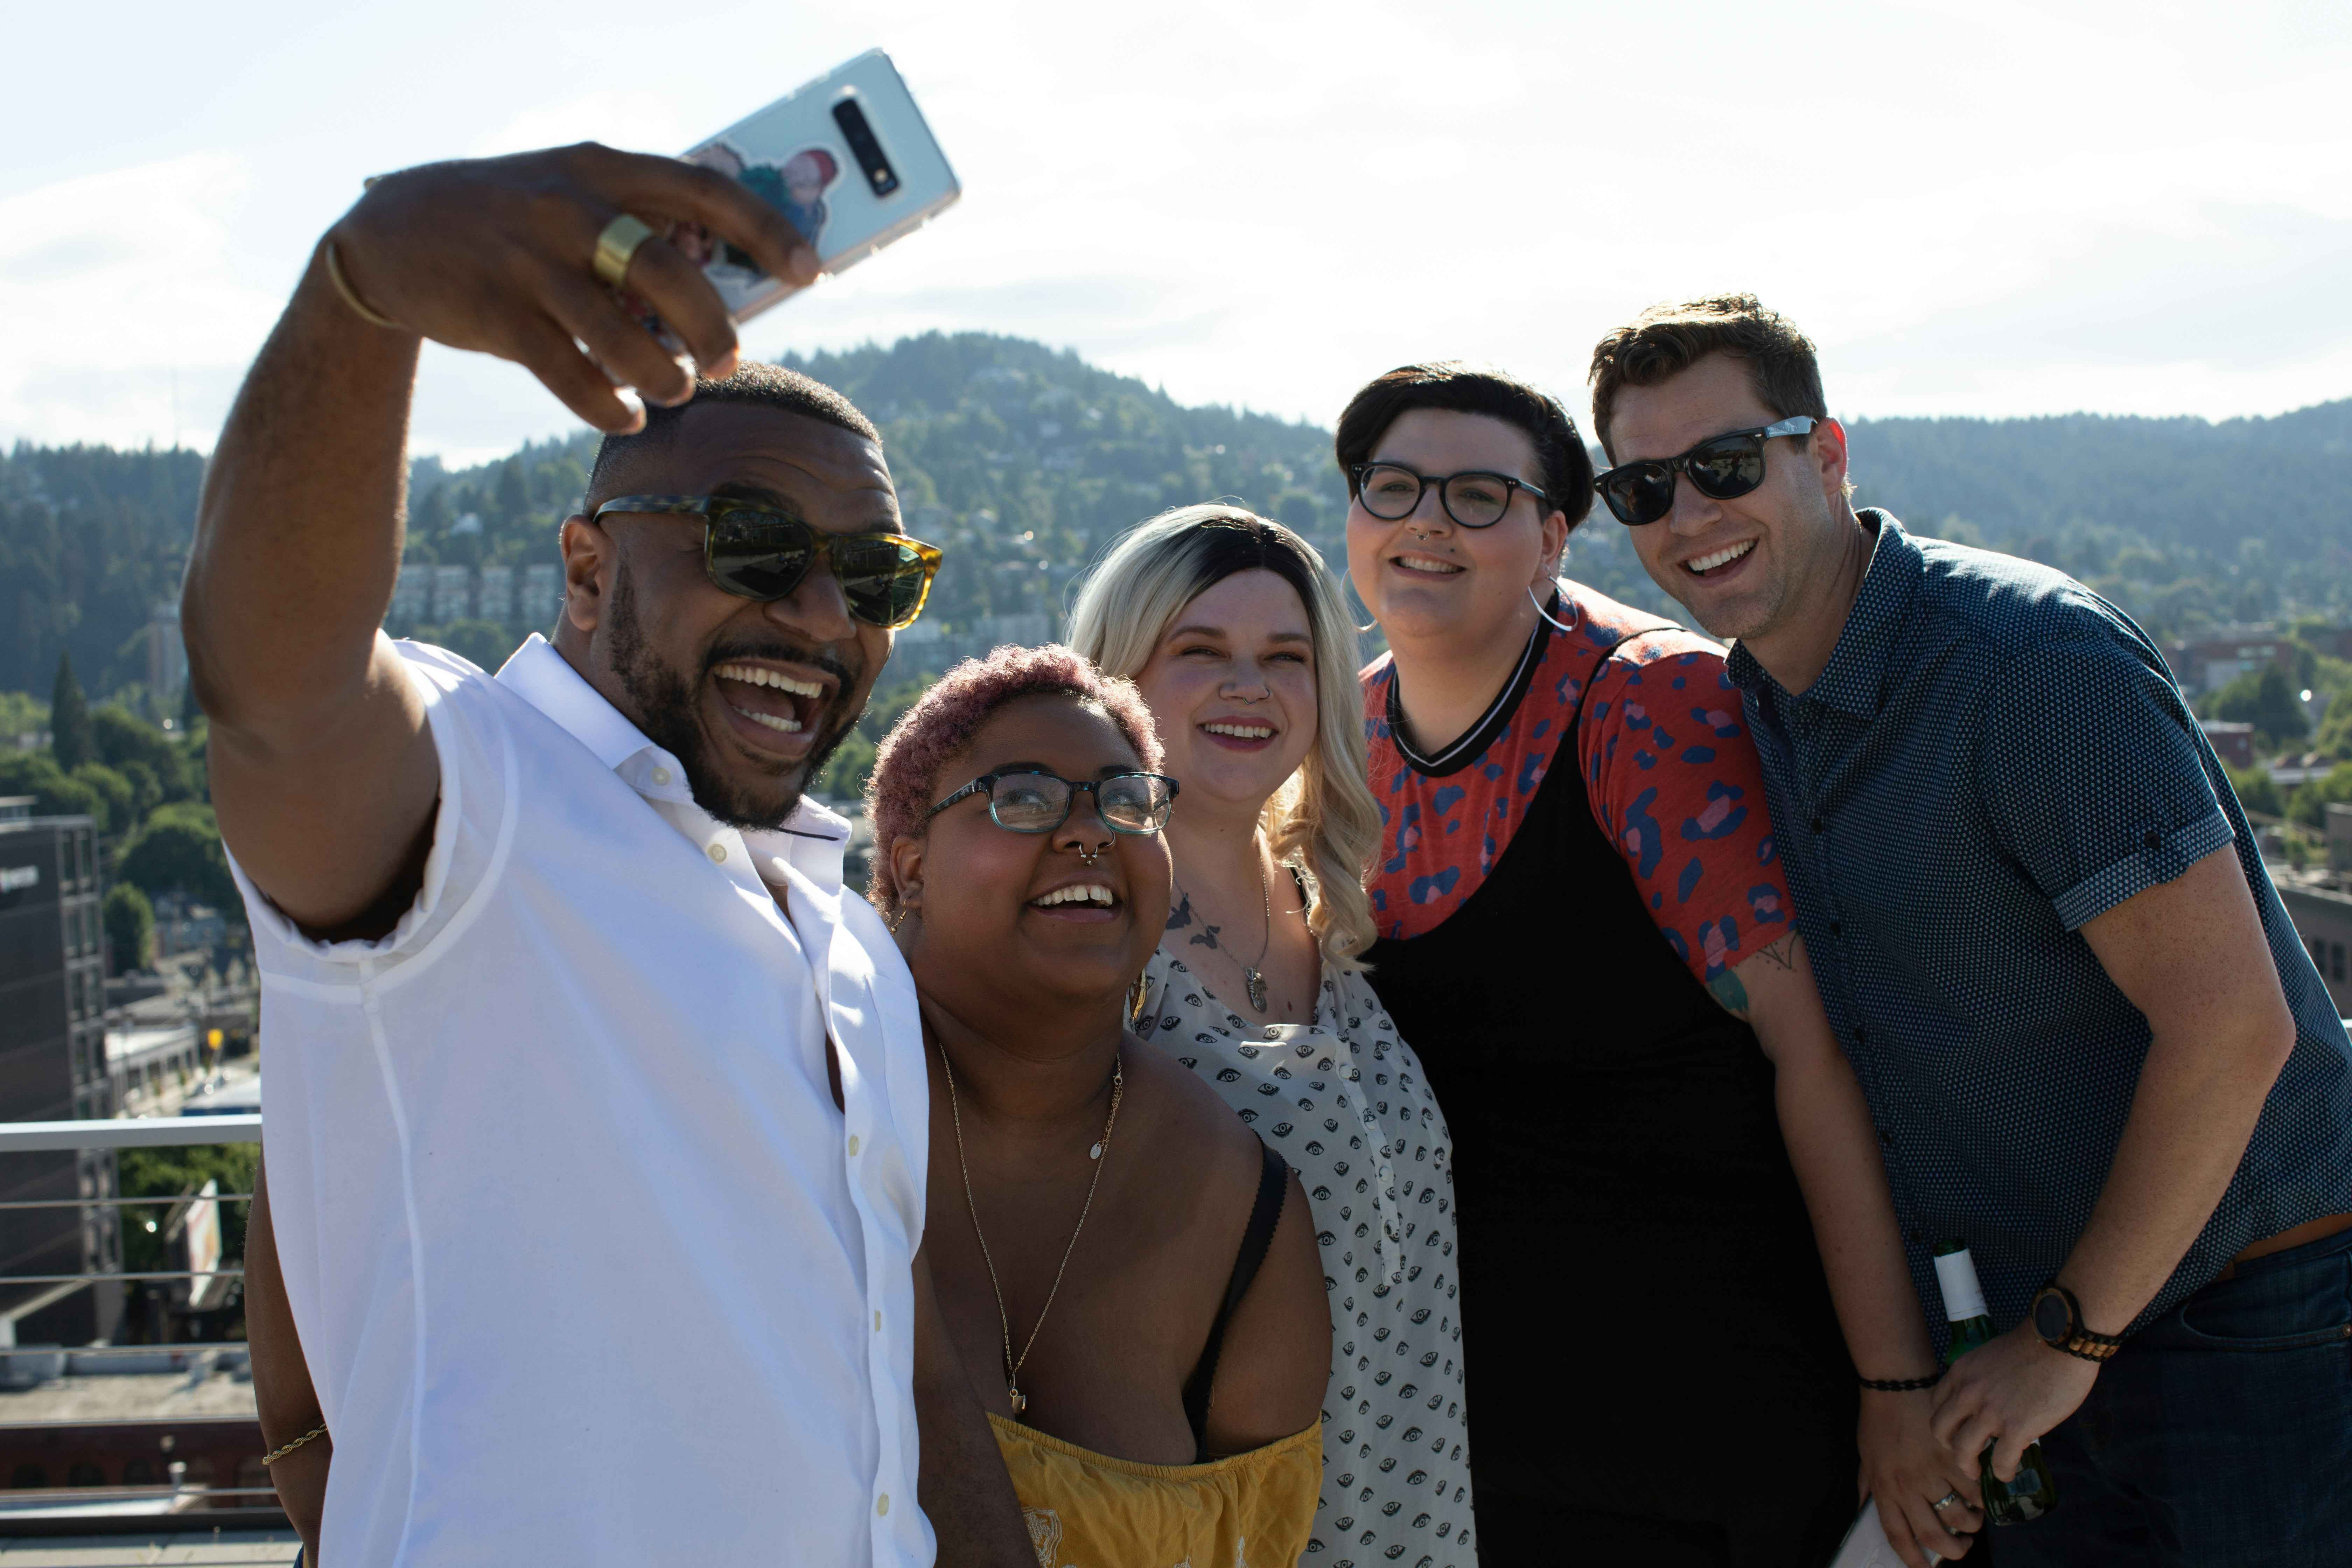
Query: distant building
xmin=2202 ymin=720 xmax=2256 ymax=770
xmin=390 ymin=563 xmax=431 ymax=625
xmin=973 ymin=612 xmax=1051 ymax=647
xmin=106 ymin=1023 xmax=201 ymax=1119
xmin=430 ymin=564 xmax=472 ymax=623
xmin=519 ymin=563 xmax=562 ymax=628
xmin=2168 ymin=626 xmax=2294 ymax=694
xmin=142 ymin=606 xmax=185 ymax=713
xmin=477 ymin=564 xmax=516 ymax=624
xmin=2279 ymin=872 xmax=2352 ymax=1017
xmin=0 ymin=802 xmax=123 ymax=1346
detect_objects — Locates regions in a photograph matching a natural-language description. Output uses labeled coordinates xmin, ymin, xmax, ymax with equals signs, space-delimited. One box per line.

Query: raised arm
xmin=185 ymin=146 xmax=817 ymax=937
xmin=1727 ymin=936 xmax=1981 ymax=1567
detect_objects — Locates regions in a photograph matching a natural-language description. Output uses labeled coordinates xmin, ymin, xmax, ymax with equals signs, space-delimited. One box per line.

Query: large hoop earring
xmin=1345 ymin=575 xmax=1378 ymax=636
xmin=1529 ymin=583 xmax=1578 ymax=634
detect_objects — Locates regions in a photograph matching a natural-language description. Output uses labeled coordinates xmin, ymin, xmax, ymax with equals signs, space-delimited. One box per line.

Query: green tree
xmin=117 ymin=803 xmax=238 ymax=909
xmin=116 ymin=1144 xmax=258 ymax=1276
xmin=69 ymin=762 xmax=134 ymax=836
xmin=0 ymin=692 xmax=48 ymax=740
xmin=90 ymin=706 xmax=192 ymax=800
xmin=0 ymin=754 xmax=102 ymax=823
xmin=49 ymin=653 xmax=91 ymax=771
xmin=2211 ymin=665 xmax=2309 ymax=750
xmin=2226 ymin=765 xmax=2284 ymax=818
xmin=104 ymin=883 xmax=154 ymax=972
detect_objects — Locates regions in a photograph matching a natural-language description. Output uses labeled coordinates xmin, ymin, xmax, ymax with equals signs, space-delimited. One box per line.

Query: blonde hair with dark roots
xmin=1065 ymin=505 xmax=1380 ymax=971
xmin=863 ymin=643 xmax=1162 ymax=922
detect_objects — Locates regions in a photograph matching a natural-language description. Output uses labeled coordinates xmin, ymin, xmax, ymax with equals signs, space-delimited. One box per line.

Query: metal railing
xmin=0 ymin=1112 xmax=292 ymax=1555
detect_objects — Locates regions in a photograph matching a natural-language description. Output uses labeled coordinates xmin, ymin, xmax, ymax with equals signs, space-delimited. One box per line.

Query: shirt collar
xmin=494 ymin=634 xmax=851 ymax=859
xmin=1728 ymin=509 xmax=1919 ymax=718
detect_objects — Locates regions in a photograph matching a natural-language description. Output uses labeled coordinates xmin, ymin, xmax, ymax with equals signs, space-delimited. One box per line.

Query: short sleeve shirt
xmin=1728 ymin=513 xmax=2352 ymax=1335
xmin=1363 ymin=581 xmax=1790 ymax=985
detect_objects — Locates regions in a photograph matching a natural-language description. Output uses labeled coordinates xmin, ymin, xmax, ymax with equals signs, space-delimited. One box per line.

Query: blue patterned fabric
xmin=1727 ymin=512 xmax=2352 ymax=1337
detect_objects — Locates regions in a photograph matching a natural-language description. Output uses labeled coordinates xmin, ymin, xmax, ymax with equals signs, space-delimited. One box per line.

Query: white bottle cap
xmin=1933 ymin=1247 xmax=1990 ymax=1322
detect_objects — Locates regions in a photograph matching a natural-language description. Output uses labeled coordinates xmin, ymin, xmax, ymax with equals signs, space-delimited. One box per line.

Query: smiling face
xmin=896 ymin=693 xmax=1172 ymax=1013
xmin=1131 ymin=569 xmax=1318 ymax=821
xmin=1344 ymin=407 xmax=1568 ymax=656
xmin=1609 ymin=353 xmax=1849 ymax=644
xmin=560 ymin=401 xmax=899 ymax=828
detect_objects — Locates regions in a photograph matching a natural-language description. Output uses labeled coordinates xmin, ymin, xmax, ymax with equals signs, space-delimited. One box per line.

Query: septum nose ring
xmin=1076 ymin=844 xmax=1105 ymax=867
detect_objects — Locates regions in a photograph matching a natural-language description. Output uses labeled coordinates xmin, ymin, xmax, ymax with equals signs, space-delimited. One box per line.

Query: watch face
xmin=2033 ymin=1289 xmax=2072 ymax=1343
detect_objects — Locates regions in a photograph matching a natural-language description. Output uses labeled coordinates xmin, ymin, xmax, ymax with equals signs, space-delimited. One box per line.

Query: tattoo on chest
xmin=1167 ymin=893 xmax=1222 ymax=950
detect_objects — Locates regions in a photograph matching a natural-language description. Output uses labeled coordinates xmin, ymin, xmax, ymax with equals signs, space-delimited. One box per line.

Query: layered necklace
xmin=938 ymin=1040 xmax=1125 ymax=1419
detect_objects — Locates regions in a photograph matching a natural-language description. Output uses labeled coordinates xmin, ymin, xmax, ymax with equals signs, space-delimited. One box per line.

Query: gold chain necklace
xmin=1175 ymin=855 xmax=1275 ymax=1013
xmin=938 ymin=1041 xmax=1124 ymax=1418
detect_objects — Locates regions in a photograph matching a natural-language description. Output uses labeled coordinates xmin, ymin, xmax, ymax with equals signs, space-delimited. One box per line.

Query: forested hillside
xmin=7 ymin=330 xmax=2351 ymax=716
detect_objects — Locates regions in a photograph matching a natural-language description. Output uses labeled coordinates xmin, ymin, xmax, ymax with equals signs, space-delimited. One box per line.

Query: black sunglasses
xmin=593 ymin=494 xmax=944 ymax=629
xmin=1351 ymin=463 xmax=1549 ymax=530
xmin=1592 ymin=416 xmax=1818 ymax=526
xmin=927 ymin=769 xmax=1180 ymax=836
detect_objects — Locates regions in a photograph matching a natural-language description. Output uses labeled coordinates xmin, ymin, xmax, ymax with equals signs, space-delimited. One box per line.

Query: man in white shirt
xmin=184 ymin=143 xmax=1029 ymax=1566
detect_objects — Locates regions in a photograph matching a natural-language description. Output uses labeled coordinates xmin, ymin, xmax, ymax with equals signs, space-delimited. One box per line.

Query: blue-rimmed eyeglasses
xmin=926 ymin=769 xmax=1180 ymax=836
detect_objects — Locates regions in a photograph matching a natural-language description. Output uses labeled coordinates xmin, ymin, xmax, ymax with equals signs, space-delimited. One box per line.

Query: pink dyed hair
xmin=864 ymin=643 xmax=1163 ymax=917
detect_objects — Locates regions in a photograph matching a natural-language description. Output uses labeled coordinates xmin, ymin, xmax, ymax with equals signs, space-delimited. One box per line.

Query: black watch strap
xmin=2035 ymin=1283 xmax=2123 ymax=1363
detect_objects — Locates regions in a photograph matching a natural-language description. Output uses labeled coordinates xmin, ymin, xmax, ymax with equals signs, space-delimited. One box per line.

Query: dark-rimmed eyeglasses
xmin=592 ymin=494 xmax=944 ymax=629
xmin=926 ymin=769 xmax=1180 ymax=836
xmin=1591 ymin=416 xmax=1817 ymax=527
xmin=1350 ymin=463 xmax=1550 ymax=530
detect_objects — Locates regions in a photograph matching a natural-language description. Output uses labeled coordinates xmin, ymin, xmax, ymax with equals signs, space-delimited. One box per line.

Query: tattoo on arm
xmin=1708 ymin=967 xmax=1752 ymax=1021
xmin=1750 ymin=932 xmax=1800 ymax=971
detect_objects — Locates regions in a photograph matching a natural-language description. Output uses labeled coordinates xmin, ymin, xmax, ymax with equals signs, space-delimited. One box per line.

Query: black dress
xmin=1361 ymin=599 xmax=1858 ymax=1567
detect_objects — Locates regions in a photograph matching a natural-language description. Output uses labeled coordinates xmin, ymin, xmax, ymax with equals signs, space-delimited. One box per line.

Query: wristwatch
xmin=2031 ymin=1283 xmax=2123 ymax=1363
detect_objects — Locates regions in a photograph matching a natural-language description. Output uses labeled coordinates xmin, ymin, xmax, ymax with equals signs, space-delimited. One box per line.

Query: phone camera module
xmin=831 ymin=100 xmax=900 ymax=197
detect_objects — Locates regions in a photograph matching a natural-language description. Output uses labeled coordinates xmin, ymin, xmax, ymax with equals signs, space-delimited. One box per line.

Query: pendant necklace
xmin=1175 ymin=858 xmax=1275 ymax=1013
xmin=939 ymin=1040 xmax=1124 ymax=1419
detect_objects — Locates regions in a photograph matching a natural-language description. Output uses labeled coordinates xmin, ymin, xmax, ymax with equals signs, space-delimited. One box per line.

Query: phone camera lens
xmin=831 ymin=100 xmax=901 ymax=197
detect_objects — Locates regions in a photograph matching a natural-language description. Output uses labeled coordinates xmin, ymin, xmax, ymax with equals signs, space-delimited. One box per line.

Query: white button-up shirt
xmin=232 ymin=636 xmax=932 ymax=1568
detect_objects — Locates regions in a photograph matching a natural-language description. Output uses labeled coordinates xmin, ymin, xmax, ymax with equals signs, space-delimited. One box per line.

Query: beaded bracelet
xmin=1858 ymin=1372 xmax=1942 ymax=1392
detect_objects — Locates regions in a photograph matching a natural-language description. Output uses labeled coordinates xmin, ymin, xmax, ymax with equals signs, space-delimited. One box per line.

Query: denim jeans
xmin=1989 ymin=1225 xmax=2352 ymax=1568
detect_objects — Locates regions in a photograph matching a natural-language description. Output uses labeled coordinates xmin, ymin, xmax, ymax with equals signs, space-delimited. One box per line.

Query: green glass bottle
xmin=1933 ymin=1240 xmax=2060 ymax=1524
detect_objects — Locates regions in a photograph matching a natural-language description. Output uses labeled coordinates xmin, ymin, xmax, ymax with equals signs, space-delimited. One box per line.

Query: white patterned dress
xmin=1136 ymin=949 xmax=1475 ymax=1567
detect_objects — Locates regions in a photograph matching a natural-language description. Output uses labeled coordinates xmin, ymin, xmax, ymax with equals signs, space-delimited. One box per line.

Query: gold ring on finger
xmin=592 ymin=214 xmax=657 ymax=289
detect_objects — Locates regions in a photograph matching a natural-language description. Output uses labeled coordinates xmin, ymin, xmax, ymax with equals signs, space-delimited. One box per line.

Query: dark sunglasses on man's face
xmin=1592 ymin=415 xmax=1817 ymax=527
xmin=926 ymin=769 xmax=1180 ymax=836
xmin=592 ymin=494 xmax=944 ymax=630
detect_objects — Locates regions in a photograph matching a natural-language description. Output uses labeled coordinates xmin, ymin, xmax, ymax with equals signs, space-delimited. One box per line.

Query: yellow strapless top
xmin=990 ymin=1413 xmax=1322 ymax=1568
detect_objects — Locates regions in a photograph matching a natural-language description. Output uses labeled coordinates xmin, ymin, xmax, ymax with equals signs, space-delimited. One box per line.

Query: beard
xmin=603 ymin=562 xmax=867 ymax=831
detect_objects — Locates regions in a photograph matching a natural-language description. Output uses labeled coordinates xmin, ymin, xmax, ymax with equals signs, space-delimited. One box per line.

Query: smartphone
xmin=660 ymin=50 xmax=959 ymax=326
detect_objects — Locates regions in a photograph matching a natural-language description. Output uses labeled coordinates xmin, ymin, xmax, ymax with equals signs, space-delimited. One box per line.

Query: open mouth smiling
xmin=1390 ymin=550 xmax=1464 ymax=578
xmin=712 ymin=660 xmax=832 ymax=740
xmin=1028 ymin=880 xmax=1121 ymax=921
xmin=1683 ymin=540 xmax=1755 ymax=578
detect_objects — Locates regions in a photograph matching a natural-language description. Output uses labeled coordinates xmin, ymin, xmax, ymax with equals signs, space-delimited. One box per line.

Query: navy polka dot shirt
xmin=1728 ymin=512 xmax=2352 ymax=1339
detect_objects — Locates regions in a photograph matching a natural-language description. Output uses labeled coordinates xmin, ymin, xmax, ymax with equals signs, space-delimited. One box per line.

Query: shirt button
xmin=651 ymin=768 xmax=672 ymax=786
xmin=1828 ymin=920 xmax=1843 ymax=937
xmin=874 ymin=1310 xmax=883 ymax=1333
xmin=1878 ymin=1128 xmax=1894 ymax=1148
xmin=1854 ymin=1026 xmax=1868 ymax=1044
xmin=707 ymin=843 xmax=728 ymax=863
xmin=1811 ymin=817 xmax=1825 ymax=833
xmin=847 ymin=1134 xmax=861 ymax=1156
xmin=876 ymin=1495 xmax=890 ymax=1517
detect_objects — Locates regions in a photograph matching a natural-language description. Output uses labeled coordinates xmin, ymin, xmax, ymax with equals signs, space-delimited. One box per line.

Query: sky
xmin=4 ymin=0 xmax=2349 ymax=466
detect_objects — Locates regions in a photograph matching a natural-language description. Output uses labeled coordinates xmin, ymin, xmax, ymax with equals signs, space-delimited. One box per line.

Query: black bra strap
xmin=1182 ymin=1139 xmax=1289 ymax=1461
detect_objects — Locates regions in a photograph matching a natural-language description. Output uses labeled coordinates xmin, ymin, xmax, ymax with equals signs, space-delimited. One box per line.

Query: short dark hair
xmin=1588 ymin=294 xmax=1826 ymax=463
xmin=586 ymin=361 xmax=881 ymax=505
xmin=1332 ymin=362 xmax=1595 ymax=534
